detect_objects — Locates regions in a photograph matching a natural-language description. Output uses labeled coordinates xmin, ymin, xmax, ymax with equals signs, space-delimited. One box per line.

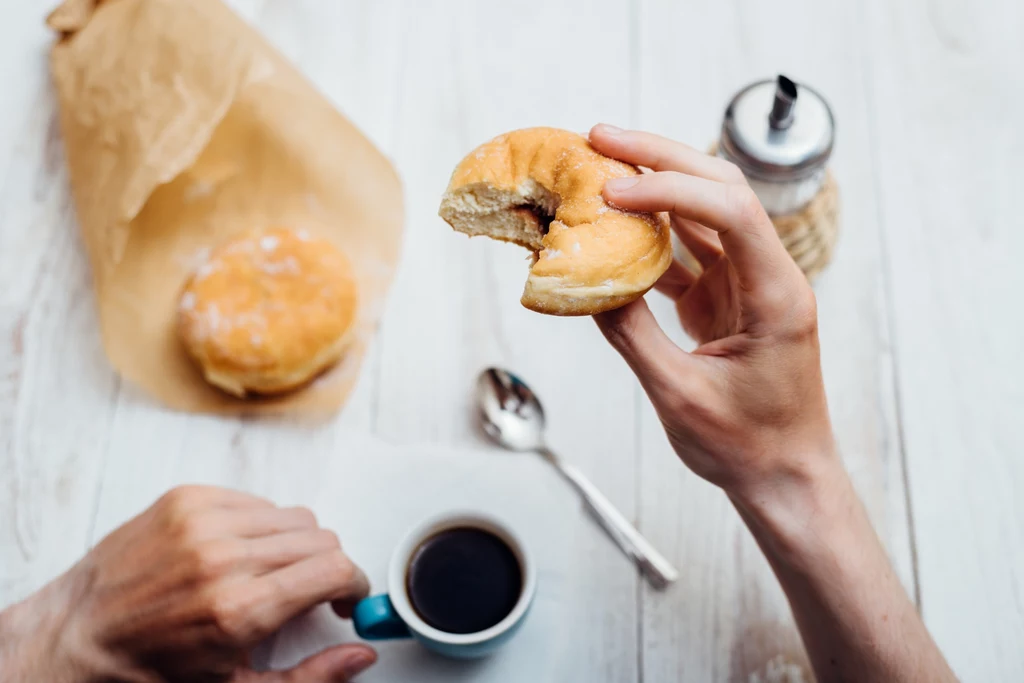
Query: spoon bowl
xmin=476 ymin=368 xmax=546 ymax=452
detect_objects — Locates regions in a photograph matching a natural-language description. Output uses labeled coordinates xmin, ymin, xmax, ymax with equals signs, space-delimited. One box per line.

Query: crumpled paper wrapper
xmin=47 ymin=0 xmax=404 ymax=416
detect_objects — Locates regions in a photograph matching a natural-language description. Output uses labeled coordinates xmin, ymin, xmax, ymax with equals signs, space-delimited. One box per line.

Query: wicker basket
xmin=703 ymin=143 xmax=840 ymax=281
xmin=772 ymin=170 xmax=839 ymax=281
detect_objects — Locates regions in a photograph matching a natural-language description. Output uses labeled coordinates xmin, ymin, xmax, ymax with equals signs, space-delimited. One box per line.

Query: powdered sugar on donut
xmin=261 ymin=256 xmax=301 ymax=275
xmin=179 ymin=291 xmax=197 ymax=311
xmin=194 ymin=262 xmax=219 ymax=281
xmin=178 ymin=227 xmax=359 ymax=391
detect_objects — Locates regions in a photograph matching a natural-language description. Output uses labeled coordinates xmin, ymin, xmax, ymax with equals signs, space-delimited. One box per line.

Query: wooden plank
xmin=862 ymin=0 xmax=1024 ymax=678
xmin=0 ymin=2 xmax=121 ymax=605
xmin=371 ymin=1 xmax=643 ymax=678
xmin=635 ymin=0 xmax=915 ymax=680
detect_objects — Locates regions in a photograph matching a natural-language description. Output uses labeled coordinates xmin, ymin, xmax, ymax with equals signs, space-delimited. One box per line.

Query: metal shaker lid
xmin=720 ymin=75 xmax=834 ymax=182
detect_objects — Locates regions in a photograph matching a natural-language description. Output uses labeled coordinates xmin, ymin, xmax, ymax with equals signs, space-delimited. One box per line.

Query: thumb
xmin=236 ymin=644 xmax=378 ymax=682
xmin=594 ymin=298 xmax=698 ymax=403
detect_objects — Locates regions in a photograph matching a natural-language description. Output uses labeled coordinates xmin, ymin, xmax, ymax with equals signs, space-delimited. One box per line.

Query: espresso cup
xmin=352 ymin=512 xmax=536 ymax=659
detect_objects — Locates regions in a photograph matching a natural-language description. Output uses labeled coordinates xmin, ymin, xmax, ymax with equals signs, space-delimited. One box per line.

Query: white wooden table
xmin=2 ymin=1 xmax=1022 ymax=681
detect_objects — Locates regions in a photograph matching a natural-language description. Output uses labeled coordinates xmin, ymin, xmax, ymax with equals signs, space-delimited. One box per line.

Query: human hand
xmin=0 ymin=485 xmax=374 ymax=683
xmin=589 ymin=124 xmax=837 ymax=498
xmin=587 ymin=125 xmax=959 ymax=683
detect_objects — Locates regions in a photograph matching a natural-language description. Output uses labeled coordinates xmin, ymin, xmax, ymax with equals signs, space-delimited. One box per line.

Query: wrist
xmin=0 ymin=564 xmax=112 ymax=683
xmin=726 ymin=441 xmax=859 ymax=569
xmin=728 ymin=444 xmax=944 ymax=682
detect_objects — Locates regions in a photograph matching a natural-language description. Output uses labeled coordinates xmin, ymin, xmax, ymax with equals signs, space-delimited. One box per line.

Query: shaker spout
xmin=769 ymin=75 xmax=798 ymax=130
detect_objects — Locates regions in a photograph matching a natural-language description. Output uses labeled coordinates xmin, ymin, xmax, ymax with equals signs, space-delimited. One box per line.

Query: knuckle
xmin=648 ymin=147 xmax=668 ymax=170
xmin=292 ymin=506 xmax=318 ymax=528
xmin=193 ymin=540 xmax=242 ymax=580
xmin=721 ymin=160 xmax=747 ymax=183
xmin=209 ymin=592 xmax=246 ymax=641
xmin=726 ymin=184 xmax=765 ymax=228
xmin=158 ymin=486 xmax=212 ymax=538
xmin=756 ymin=282 xmax=819 ymax=341
xmin=160 ymin=485 xmax=199 ymax=513
xmin=209 ymin=589 xmax=261 ymax=643
xmin=664 ymin=172 xmax=689 ymax=214
xmin=787 ymin=287 xmax=819 ymax=338
xmin=324 ymin=549 xmax=357 ymax=583
xmin=174 ymin=513 xmax=207 ymax=545
xmin=318 ymin=529 xmax=342 ymax=550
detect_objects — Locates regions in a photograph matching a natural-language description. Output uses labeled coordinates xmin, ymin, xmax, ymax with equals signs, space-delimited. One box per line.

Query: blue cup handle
xmin=353 ymin=595 xmax=412 ymax=640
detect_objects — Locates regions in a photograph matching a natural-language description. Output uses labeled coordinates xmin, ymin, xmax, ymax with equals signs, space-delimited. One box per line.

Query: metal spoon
xmin=476 ymin=367 xmax=679 ymax=588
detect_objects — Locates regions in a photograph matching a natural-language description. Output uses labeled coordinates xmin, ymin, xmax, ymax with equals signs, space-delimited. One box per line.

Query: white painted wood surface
xmin=1 ymin=1 xmax=1021 ymax=681
xmin=862 ymin=0 xmax=1024 ymax=677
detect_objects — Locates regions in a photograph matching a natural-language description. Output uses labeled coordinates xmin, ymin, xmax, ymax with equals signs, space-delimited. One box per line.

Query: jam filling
xmin=520 ymin=204 xmax=554 ymax=235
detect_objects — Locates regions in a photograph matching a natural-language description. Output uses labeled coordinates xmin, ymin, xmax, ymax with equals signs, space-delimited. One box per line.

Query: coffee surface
xmin=406 ymin=527 xmax=522 ymax=634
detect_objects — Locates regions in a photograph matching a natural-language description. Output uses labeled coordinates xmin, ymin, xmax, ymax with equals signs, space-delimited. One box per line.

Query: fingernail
xmin=341 ymin=650 xmax=377 ymax=677
xmin=597 ymin=123 xmax=623 ymax=135
xmin=605 ymin=176 xmax=640 ymax=193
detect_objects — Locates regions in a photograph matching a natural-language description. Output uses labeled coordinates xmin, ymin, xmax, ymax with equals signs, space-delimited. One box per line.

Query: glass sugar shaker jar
xmin=716 ymin=74 xmax=840 ymax=280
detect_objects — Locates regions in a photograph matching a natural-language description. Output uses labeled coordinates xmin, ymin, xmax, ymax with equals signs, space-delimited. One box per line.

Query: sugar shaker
xmin=715 ymin=75 xmax=840 ymax=279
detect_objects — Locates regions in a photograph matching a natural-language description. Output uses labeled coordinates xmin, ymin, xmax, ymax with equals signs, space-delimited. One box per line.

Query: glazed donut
xmin=439 ymin=127 xmax=672 ymax=315
xmin=177 ymin=227 xmax=358 ymax=397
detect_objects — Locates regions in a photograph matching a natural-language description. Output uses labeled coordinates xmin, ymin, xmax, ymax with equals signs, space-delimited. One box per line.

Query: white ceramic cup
xmin=352 ymin=512 xmax=537 ymax=659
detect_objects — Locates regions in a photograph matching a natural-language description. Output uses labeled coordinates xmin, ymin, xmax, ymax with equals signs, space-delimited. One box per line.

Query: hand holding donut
xmin=589 ymin=123 xmax=834 ymax=497
xmin=590 ymin=124 xmax=956 ymax=683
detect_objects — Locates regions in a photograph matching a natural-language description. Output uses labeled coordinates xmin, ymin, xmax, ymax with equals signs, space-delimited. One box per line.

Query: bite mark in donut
xmin=514 ymin=200 xmax=556 ymax=238
xmin=439 ymin=127 xmax=672 ymax=316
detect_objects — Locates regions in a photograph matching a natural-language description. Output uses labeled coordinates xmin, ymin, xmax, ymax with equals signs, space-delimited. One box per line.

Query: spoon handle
xmin=540 ymin=447 xmax=679 ymax=588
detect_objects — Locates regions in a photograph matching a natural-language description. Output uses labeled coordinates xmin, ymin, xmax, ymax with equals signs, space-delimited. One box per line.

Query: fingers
xmin=218 ymin=506 xmax=320 ymax=539
xmin=672 ymin=216 xmax=723 ymax=269
xmin=329 ymin=593 xmax=364 ymax=620
xmin=233 ymin=645 xmax=377 ymax=683
xmin=603 ymin=172 xmax=793 ymax=292
xmin=255 ymin=550 xmax=371 ymax=631
xmin=159 ymin=485 xmax=275 ymax=514
xmin=282 ymin=644 xmax=377 ymax=682
xmin=593 ymin=298 xmax=701 ymax=404
xmin=653 ymin=259 xmax=696 ymax=300
xmin=245 ymin=529 xmax=342 ymax=574
xmin=180 ymin=506 xmax=320 ymax=544
xmin=589 ymin=124 xmax=743 ymax=183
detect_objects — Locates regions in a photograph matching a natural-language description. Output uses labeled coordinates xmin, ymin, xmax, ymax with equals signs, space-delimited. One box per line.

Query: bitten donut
xmin=439 ymin=127 xmax=672 ymax=315
xmin=177 ymin=227 xmax=358 ymax=397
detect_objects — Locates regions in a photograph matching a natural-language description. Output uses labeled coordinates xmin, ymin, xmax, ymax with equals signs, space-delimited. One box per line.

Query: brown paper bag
xmin=47 ymin=0 xmax=404 ymax=416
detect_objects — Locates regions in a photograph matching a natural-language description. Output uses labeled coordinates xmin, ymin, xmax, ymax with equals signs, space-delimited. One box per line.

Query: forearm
xmin=0 ymin=568 xmax=109 ymax=683
xmin=729 ymin=451 xmax=957 ymax=683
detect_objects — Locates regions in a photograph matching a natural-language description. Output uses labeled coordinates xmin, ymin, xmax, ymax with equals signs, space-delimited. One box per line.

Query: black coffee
xmin=406 ymin=527 xmax=522 ymax=634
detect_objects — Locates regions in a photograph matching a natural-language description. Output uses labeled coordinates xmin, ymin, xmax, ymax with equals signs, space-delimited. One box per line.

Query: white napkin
xmin=261 ymin=439 xmax=578 ymax=681
xmin=91 ymin=428 xmax=580 ymax=682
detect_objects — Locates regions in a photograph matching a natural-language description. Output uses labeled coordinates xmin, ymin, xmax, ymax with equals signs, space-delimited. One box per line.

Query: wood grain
xmin=863 ymin=0 xmax=1024 ymax=678
xmin=0 ymin=5 xmax=121 ymax=603
xmin=1 ymin=0 xmax=1022 ymax=680
xmin=371 ymin=2 xmax=643 ymax=678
